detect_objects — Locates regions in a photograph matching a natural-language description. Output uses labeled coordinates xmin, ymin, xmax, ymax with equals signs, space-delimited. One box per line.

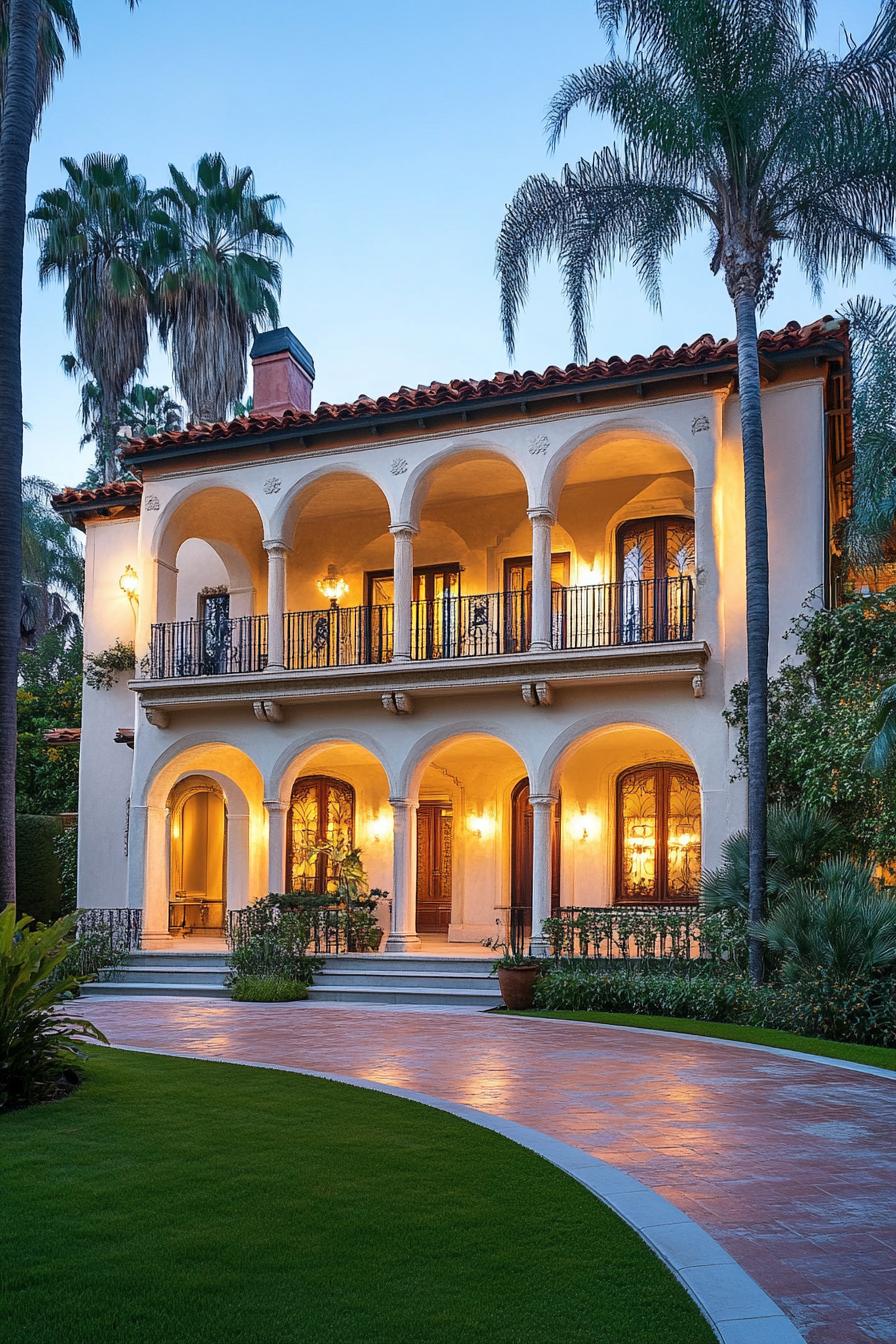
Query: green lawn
xmin=0 ymin=1048 xmax=713 ymax=1344
xmin=515 ymin=1010 xmax=896 ymax=1070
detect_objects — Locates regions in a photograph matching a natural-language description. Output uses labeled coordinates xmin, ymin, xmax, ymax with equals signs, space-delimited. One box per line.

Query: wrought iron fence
xmin=543 ymin=904 xmax=743 ymax=963
xmin=76 ymin=907 xmax=143 ymax=953
xmin=552 ymin=576 xmax=695 ymax=650
xmin=150 ymin=614 xmax=268 ymax=677
xmin=411 ymin=590 xmax=531 ymax=659
xmin=227 ymin=901 xmax=388 ymax=956
xmin=284 ymin=604 xmax=393 ymax=670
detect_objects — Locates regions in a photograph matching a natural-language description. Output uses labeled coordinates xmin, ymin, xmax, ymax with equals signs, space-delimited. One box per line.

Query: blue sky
xmin=22 ymin=0 xmax=889 ymax=486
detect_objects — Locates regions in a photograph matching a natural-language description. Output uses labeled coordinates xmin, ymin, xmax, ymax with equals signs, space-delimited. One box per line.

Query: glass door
xmin=617 ymin=518 xmax=695 ymax=643
xmin=503 ymin=554 xmax=570 ymax=652
xmin=366 ymin=564 xmax=461 ymax=659
xmin=199 ymin=590 xmax=230 ymax=674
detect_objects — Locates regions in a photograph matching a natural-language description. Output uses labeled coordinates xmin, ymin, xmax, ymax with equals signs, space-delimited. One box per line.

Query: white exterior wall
xmin=73 ymin=371 xmax=829 ymax=940
xmin=77 ymin=516 xmax=139 ymax=908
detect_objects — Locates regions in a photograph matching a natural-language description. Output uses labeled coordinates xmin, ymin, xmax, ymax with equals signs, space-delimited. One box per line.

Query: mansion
xmin=54 ymin=316 xmax=852 ymax=952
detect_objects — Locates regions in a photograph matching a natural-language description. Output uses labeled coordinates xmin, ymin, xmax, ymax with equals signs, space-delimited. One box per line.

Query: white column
xmin=264 ymin=541 xmax=288 ymax=670
xmin=226 ymin=812 xmax=250 ymax=912
xmin=264 ymin=798 xmax=288 ymax=895
xmin=529 ymin=793 xmax=557 ymax=954
xmin=389 ymin=524 xmax=417 ymax=663
xmin=132 ymin=803 xmax=169 ymax=947
xmin=528 ymin=508 xmax=555 ymax=652
xmin=385 ymin=796 xmax=422 ymax=950
xmin=693 ymin=483 xmax=716 ymax=648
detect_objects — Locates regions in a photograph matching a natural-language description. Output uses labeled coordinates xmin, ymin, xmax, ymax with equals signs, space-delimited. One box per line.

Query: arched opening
xmin=412 ymin=732 xmax=530 ymax=943
xmin=510 ymin=779 xmax=561 ymax=935
xmin=167 ymin=775 xmax=227 ymax=935
xmin=550 ymin=431 xmax=696 ymax=650
xmin=287 ymin=774 xmax=356 ymax=893
xmin=411 ymin=452 xmax=532 ymax=658
xmin=280 ymin=472 xmax=393 ymax=668
xmin=549 ymin=723 xmax=700 ymax=908
xmin=152 ymin=487 xmax=266 ymax=676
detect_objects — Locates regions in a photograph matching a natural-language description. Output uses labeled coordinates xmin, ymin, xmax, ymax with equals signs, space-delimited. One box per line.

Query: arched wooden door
xmin=286 ymin=775 xmax=355 ymax=893
xmin=510 ymin=778 xmax=561 ymax=931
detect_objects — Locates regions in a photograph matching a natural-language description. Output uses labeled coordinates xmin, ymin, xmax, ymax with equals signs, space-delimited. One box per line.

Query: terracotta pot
xmin=497 ymin=964 xmax=540 ymax=1010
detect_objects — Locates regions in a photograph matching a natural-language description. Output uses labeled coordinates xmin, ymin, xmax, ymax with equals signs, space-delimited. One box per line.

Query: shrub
xmin=758 ymin=971 xmax=896 ymax=1046
xmin=50 ymin=929 xmax=130 ymax=991
xmin=229 ymin=975 xmax=309 ymax=1003
xmin=227 ymin=912 xmax=322 ymax=989
xmin=53 ymin=826 xmax=78 ymax=918
xmin=701 ymin=805 xmax=842 ymax=915
xmin=755 ymin=858 xmax=896 ymax=980
xmin=0 ymin=908 xmax=106 ymax=1111
xmin=533 ymin=966 xmax=760 ymax=1023
xmin=15 ymin=814 xmax=64 ymax=924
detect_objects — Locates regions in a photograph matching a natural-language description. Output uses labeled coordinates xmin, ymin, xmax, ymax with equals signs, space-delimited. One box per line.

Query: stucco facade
xmin=56 ymin=317 xmax=848 ymax=952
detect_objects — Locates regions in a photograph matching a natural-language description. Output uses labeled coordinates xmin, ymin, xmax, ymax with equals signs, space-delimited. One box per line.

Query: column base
xmin=390 ymin=654 xmax=412 ymax=665
xmin=528 ymin=641 xmax=552 ymax=654
xmin=384 ymin=932 xmax=423 ymax=951
xmin=529 ymin=934 xmax=551 ymax=957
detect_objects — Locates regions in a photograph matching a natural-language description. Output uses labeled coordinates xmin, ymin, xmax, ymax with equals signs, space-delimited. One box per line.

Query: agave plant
xmin=701 ymin=805 xmax=842 ymax=915
xmin=755 ymin=859 xmax=896 ymax=981
xmin=0 ymin=907 xmax=106 ymax=1111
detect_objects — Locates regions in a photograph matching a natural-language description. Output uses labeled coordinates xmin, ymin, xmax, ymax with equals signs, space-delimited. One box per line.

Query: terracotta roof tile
xmin=119 ymin=316 xmax=848 ymax=460
xmin=43 ymin=727 xmax=81 ymax=746
xmin=51 ymin=480 xmax=143 ymax=509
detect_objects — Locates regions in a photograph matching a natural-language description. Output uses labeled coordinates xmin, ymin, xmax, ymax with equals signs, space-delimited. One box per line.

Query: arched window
xmin=616 ymin=763 xmax=701 ymax=904
xmin=286 ymin=775 xmax=355 ymax=894
xmin=168 ymin=775 xmax=227 ymax=933
xmin=616 ymin=516 xmax=695 ymax=641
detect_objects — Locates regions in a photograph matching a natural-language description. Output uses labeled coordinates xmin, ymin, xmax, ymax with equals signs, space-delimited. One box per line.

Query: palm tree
xmin=61 ymin=352 xmax=182 ymax=472
xmin=0 ymin=0 xmax=138 ymax=911
xmin=840 ymin=294 xmax=896 ymax=569
xmin=152 ymin=153 xmax=291 ymax=422
xmin=20 ymin=474 xmax=82 ymax=650
xmin=30 ymin=153 xmax=155 ymax=484
xmin=496 ymin=0 xmax=896 ymax=984
xmin=0 ymin=0 xmax=79 ymax=134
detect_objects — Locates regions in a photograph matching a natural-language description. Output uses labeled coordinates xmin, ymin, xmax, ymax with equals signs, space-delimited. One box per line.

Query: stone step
xmin=80 ymin=980 xmax=231 ymax=998
xmin=128 ymin=952 xmax=230 ymax=970
xmin=306 ymin=984 xmax=501 ymax=1007
xmin=314 ymin=968 xmax=496 ymax=991
xmin=108 ymin=966 xmax=229 ymax=988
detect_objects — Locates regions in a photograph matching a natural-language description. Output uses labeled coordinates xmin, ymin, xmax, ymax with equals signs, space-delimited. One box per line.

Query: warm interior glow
xmin=576 ymin=561 xmax=604 ymax=587
xmin=366 ymin=811 xmax=392 ymax=844
xmin=568 ymin=811 xmax=600 ymax=842
xmin=467 ymin=812 xmax=495 ymax=840
xmin=119 ymin=563 xmax=139 ymax=602
xmin=317 ymin=563 xmax=349 ymax=606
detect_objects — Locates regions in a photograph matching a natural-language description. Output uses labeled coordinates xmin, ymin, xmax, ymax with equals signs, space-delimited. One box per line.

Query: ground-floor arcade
xmin=121 ymin=688 xmax=734 ymax=953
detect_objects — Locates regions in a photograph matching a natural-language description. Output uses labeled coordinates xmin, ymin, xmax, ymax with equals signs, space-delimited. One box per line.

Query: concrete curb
xmin=101 ymin=1041 xmax=806 ymax=1344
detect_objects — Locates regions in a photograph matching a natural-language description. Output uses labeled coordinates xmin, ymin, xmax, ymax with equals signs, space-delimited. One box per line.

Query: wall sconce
xmin=576 ymin=560 xmax=604 ymax=587
xmin=569 ymin=811 xmax=600 ymax=842
xmin=467 ymin=812 xmax=495 ymax=840
xmin=317 ymin=564 xmax=348 ymax=609
xmin=366 ymin=812 xmax=392 ymax=844
xmin=119 ymin=564 xmax=139 ymax=608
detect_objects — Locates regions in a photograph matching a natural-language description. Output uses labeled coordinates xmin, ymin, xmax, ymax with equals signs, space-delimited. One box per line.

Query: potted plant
xmin=491 ymin=951 xmax=543 ymax=1008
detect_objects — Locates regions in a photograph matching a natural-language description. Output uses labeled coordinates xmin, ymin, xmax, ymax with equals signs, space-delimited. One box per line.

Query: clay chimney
xmin=250 ymin=327 xmax=315 ymax=415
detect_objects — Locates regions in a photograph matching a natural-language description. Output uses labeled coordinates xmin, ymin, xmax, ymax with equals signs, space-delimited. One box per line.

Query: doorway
xmin=367 ymin=563 xmax=461 ymax=660
xmin=510 ymin=779 xmax=561 ymax=934
xmin=416 ymin=801 xmax=453 ymax=933
xmin=168 ymin=776 xmax=227 ymax=935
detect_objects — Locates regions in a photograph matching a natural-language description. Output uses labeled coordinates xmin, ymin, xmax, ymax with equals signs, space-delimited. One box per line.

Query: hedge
xmin=15 ymin=814 xmax=70 ymax=924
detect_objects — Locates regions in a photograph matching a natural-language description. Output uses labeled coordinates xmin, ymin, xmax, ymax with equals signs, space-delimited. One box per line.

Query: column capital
xmin=527 ymin=506 xmax=556 ymax=525
xmin=263 ymin=798 xmax=287 ymax=813
xmin=389 ymin=522 xmax=419 ymax=539
xmin=528 ymin=793 xmax=558 ymax=808
xmin=388 ymin=795 xmax=417 ymax=811
xmin=263 ymin=538 xmax=291 ymax=557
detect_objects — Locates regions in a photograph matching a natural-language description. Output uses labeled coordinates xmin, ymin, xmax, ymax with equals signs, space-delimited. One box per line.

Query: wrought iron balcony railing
xmin=147 ymin=578 xmax=695 ymax=678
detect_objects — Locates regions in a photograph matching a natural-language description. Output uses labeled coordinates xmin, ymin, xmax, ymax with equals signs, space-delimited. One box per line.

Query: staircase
xmin=81 ymin=950 xmax=502 ymax=1009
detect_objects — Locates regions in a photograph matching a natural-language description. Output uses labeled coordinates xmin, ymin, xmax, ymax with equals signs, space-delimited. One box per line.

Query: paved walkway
xmin=83 ymin=999 xmax=896 ymax=1344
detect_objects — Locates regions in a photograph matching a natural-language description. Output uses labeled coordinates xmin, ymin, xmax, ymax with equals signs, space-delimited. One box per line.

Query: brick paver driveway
xmin=84 ymin=999 xmax=896 ymax=1344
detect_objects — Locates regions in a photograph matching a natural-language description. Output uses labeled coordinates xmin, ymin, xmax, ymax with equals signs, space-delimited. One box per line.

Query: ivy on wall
xmin=83 ymin=639 xmax=135 ymax=691
xmin=725 ymin=590 xmax=896 ymax=866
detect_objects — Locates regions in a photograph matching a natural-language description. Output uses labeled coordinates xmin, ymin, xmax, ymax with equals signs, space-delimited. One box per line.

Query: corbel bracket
xmin=522 ymin=681 xmax=553 ymax=708
xmin=382 ymin=691 xmax=414 ymax=715
xmin=253 ymin=699 xmax=284 ymax=723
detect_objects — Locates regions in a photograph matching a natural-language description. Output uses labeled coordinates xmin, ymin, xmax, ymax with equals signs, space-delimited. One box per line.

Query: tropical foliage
xmin=16 ymin=629 xmax=80 ymax=815
xmin=701 ymin=806 xmax=842 ymax=915
xmin=61 ymin=352 xmax=181 ymax=481
xmin=0 ymin=907 xmax=106 ymax=1111
xmin=20 ymin=473 xmax=82 ymax=649
xmin=30 ymin=153 xmax=156 ymax=483
xmin=726 ymin=592 xmax=896 ymax=866
xmin=0 ymin=0 xmax=79 ymax=135
xmin=841 ymin=295 xmax=896 ymax=568
xmin=496 ymin=0 xmax=896 ymax=983
xmin=151 ymin=153 xmax=291 ymax=422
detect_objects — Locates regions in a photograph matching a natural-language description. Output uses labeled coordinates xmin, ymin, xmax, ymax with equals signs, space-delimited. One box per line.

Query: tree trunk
xmin=733 ymin=289 xmax=769 ymax=985
xmin=99 ymin=384 xmax=118 ymax=484
xmin=0 ymin=0 xmax=39 ymax=910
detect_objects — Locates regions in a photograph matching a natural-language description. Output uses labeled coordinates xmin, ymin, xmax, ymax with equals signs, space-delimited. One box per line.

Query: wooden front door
xmin=416 ymin=802 xmax=453 ymax=933
xmin=510 ymin=779 xmax=561 ymax=930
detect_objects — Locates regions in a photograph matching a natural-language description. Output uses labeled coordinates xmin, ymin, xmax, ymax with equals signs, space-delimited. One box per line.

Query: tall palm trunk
xmin=99 ymin=382 xmax=118 ymax=483
xmin=0 ymin=0 xmax=39 ymax=910
xmin=732 ymin=288 xmax=769 ymax=985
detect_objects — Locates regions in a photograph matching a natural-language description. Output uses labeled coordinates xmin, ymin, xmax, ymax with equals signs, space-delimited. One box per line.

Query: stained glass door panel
xmin=287 ymin=775 xmax=355 ymax=893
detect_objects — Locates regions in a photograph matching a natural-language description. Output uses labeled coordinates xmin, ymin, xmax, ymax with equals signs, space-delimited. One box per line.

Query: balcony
xmin=143 ymin=577 xmax=703 ymax=711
